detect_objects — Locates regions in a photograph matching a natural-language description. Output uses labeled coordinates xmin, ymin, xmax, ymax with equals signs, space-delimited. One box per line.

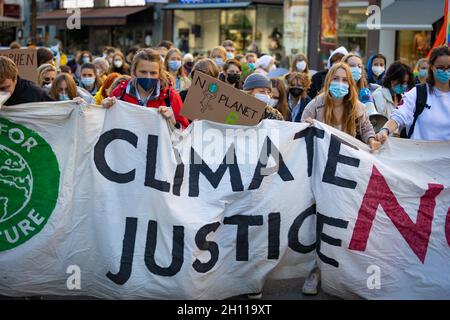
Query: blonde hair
xmin=209 ymin=46 xmax=227 ymax=60
xmin=37 ymin=63 xmax=57 ymax=87
xmin=341 ymin=54 xmax=368 ymax=90
xmin=322 ymin=62 xmax=359 ymax=137
xmin=0 ymin=56 xmax=18 ymax=82
xmin=131 ymin=48 xmax=171 ymax=88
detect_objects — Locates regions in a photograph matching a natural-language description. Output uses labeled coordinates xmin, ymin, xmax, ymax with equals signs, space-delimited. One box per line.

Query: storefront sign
xmin=179 ymin=0 xmax=233 ymax=3
xmin=321 ymin=0 xmax=338 ymax=46
xmin=181 ymin=72 xmax=266 ymax=126
xmin=0 ymin=49 xmax=38 ymax=84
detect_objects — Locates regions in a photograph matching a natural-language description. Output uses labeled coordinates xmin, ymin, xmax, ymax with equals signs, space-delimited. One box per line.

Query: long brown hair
xmin=291 ymin=53 xmax=310 ymax=74
xmin=50 ymin=73 xmax=78 ymax=100
xmin=341 ymin=54 xmax=368 ymax=91
xmin=109 ymin=51 xmax=130 ymax=74
xmin=131 ymin=48 xmax=171 ymax=88
xmin=165 ymin=48 xmax=187 ymax=78
xmin=322 ymin=62 xmax=359 ymax=137
xmin=271 ymin=78 xmax=289 ymax=120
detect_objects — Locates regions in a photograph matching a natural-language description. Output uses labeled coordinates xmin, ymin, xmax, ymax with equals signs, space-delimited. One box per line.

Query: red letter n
xmin=349 ymin=166 xmax=443 ymax=263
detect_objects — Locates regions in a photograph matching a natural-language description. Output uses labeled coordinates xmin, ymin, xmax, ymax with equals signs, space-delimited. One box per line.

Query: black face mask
xmin=289 ymin=87 xmax=303 ymax=98
xmin=185 ymin=62 xmax=193 ymax=68
xmin=227 ymin=73 xmax=241 ymax=84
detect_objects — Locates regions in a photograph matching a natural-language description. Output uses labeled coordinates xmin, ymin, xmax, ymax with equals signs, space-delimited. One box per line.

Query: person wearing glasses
xmin=376 ymin=46 xmax=450 ymax=142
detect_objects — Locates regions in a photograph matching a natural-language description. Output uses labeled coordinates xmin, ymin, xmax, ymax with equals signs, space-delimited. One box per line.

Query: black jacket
xmin=308 ymin=70 xmax=328 ymax=99
xmin=4 ymin=77 xmax=54 ymax=106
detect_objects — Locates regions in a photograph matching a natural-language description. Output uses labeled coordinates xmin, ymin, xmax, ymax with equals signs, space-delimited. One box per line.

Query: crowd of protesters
xmin=0 ymin=39 xmax=449 ymax=298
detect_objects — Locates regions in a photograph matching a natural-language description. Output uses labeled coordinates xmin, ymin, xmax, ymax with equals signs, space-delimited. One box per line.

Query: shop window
xmin=220 ymin=9 xmax=255 ymax=52
xmin=255 ymin=6 xmax=283 ymax=56
xmin=174 ymin=10 xmax=220 ymax=55
xmin=337 ymin=5 xmax=367 ymax=58
xmin=396 ymin=31 xmax=431 ymax=68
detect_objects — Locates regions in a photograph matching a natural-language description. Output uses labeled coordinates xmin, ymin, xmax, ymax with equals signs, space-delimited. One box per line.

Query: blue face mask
xmin=418 ymin=69 xmax=428 ymax=78
xmin=168 ymin=60 xmax=182 ymax=72
xmin=329 ymin=81 xmax=349 ymax=99
xmin=248 ymin=63 xmax=256 ymax=70
xmin=59 ymin=93 xmax=70 ymax=101
xmin=82 ymin=57 xmax=90 ymax=64
xmin=215 ymin=58 xmax=224 ymax=67
xmin=226 ymin=52 xmax=234 ymax=60
xmin=434 ymin=69 xmax=450 ymax=83
xmin=81 ymin=77 xmax=95 ymax=87
xmin=350 ymin=67 xmax=362 ymax=82
xmin=393 ymin=83 xmax=408 ymax=95
xmin=137 ymin=77 xmax=159 ymax=92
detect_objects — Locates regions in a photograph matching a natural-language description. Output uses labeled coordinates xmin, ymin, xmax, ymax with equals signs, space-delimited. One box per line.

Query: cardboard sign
xmin=0 ymin=49 xmax=38 ymax=83
xmin=181 ymin=72 xmax=267 ymax=126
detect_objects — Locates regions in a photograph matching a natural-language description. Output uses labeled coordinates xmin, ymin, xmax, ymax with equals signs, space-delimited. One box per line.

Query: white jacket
xmin=391 ymin=85 xmax=450 ymax=141
xmin=372 ymin=87 xmax=395 ymax=118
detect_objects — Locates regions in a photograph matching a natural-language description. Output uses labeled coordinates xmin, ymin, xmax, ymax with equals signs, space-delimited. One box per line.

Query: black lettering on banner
xmin=94 ymin=129 xmax=137 ymax=183
xmin=144 ymin=221 xmax=184 ymax=276
xmin=288 ymin=204 xmax=316 ymax=253
xmin=223 ymin=215 xmax=263 ymax=261
xmin=268 ymin=212 xmax=280 ymax=259
xmin=322 ymin=134 xmax=360 ymax=189
xmin=106 ymin=217 xmax=138 ymax=285
xmin=316 ymin=212 xmax=349 ymax=268
xmin=172 ymin=148 xmax=184 ymax=196
xmin=189 ymin=145 xmax=244 ymax=197
xmin=192 ymin=222 xmax=221 ymax=273
xmin=145 ymin=135 xmax=171 ymax=192
xmin=294 ymin=127 xmax=325 ymax=177
xmin=248 ymin=137 xmax=294 ymax=190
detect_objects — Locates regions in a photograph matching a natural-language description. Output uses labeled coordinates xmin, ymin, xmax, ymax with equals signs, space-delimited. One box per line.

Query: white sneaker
xmin=247 ymin=292 xmax=262 ymax=300
xmin=302 ymin=272 xmax=319 ymax=295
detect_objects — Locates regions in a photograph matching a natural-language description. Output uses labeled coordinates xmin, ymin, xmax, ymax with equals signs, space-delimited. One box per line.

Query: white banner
xmin=0 ymin=101 xmax=449 ymax=299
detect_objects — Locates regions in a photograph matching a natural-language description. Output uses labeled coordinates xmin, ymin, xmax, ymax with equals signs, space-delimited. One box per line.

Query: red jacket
xmin=110 ymin=79 xmax=190 ymax=128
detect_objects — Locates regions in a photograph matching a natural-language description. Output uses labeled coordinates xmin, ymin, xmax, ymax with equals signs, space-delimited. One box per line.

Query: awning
xmin=357 ymin=0 xmax=445 ymax=31
xmin=37 ymin=5 xmax=152 ymax=27
xmin=163 ymin=0 xmax=281 ymax=10
xmin=0 ymin=16 xmax=23 ymax=28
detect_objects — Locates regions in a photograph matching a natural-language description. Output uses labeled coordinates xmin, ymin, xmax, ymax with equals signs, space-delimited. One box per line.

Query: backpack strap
xmin=407 ymin=83 xmax=428 ymax=138
xmin=164 ymin=89 xmax=171 ymax=108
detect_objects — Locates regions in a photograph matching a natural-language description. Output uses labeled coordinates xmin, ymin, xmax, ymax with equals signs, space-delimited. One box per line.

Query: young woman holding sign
xmin=102 ymin=48 xmax=189 ymax=129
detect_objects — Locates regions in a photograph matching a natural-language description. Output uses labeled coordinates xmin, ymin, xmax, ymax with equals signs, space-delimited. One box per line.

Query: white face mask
xmin=296 ymin=61 xmax=307 ymax=72
xmin=372 ymin=66 xmax=385 ymax=77
xmin=254 ymin=93 xmax=271 ymax=105
xmin=0 ymin=91 xmax=12 ymax=107
xmin=114 ymin=60 xmax=123 ymax=68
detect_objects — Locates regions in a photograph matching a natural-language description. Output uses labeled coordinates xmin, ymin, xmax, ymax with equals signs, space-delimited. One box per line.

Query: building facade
xmin=37 ymin=0 xmax=166 ymax=54
xmin=162 ymin=0 xmax=284 ymax=56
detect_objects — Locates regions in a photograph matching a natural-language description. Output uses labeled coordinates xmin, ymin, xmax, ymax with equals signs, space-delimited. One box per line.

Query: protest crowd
xmin=0 ymin=38 xmax=449 ymax=300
